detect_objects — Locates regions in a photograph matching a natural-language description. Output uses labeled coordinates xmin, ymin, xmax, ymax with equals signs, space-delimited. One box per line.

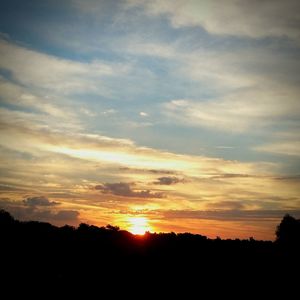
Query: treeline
xmin=0 ymin=209 xmax=299 ymax=292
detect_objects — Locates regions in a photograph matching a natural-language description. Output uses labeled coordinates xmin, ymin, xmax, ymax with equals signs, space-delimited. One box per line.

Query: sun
xmin=128 ymin=217 xmax=152 ymax=235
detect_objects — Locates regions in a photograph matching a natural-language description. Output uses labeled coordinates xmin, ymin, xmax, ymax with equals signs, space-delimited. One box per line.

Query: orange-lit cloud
xmin=0 ymin=113 xmax=299 ymax=239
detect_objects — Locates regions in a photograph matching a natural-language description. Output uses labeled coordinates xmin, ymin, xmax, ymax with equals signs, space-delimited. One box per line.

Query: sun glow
xmin=128 ymin=217 xmax=152 ymax=235
xmin=47 ymin=146 xmax=194 ymax=171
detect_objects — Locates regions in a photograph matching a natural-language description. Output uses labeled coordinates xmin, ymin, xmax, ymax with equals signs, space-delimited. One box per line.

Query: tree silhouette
xmin=0 ymin=209 xmax=15 ymax=226
xmin=0 ymin=209 xmax=299 ymax=294
xmin=276 ymin=214 xmax=300 ymax=247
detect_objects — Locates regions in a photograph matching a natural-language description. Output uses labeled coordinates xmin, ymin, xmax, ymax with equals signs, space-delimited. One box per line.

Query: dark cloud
xmin=95 ymin=182 xmax=163 ymax=198
xmin=23 ymin=196 xmax=60 ymax=207
xmin=0 ymin=198 xmax=79 ymax=225
xmin=148 ymin=169 xmax=177 ymax=175
xmin=54 ymin=210 xmax=79 ymax=220
xmin=216 ymin=173 xmax=253 ymax=178
xmin=119 ymin=167 xmax=177 ymax=175
xmin=213 ymin=174 xmax=253 ymax=179
xmin=154 ymin=176 xmax=183 ymax=185
xmin=206 ymin=201 xmax=246 ymax=210
xmin=48 ymin=192 xmax=79 ymax=199
xmin=274 ymin=175 xmax=300 ymax=181
xmin=36 ymin=209 xmax=79 ymax=221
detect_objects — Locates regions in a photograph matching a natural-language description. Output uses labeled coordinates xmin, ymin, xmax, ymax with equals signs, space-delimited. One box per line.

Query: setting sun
xmin=128 ymin=217 xmax=152 ymax=235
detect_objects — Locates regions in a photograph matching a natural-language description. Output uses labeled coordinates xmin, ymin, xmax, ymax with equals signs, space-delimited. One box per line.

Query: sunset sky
xmin=0 ymin=0 xmax=300 ymax=240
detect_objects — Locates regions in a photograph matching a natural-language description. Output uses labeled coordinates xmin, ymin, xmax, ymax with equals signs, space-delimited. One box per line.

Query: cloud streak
xmin=128 ymin=0 xmax=300 ymax=41
xmin=161 ymin=209 xmax=300 ymax=222
xmin=255 ymin=141 xmax=300 ymax=157
xmin=0 ymin=113 xmax=269 ymax=176
xmin=95 ymin=182 xmax=164 ymax=198
xmin=163 ymin=87 xmax=300 ymax=132
xmin=23 ymin=196 xmax=60 ymax=207
xmin=0 ymin=38 xmax=130 ymax=97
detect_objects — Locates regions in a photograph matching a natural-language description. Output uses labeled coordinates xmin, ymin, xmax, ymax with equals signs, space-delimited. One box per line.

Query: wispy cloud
xmin=0 ymin=38 xmax=130 ymax=97
xmin=160 ymin=209 xmax=300 ymax=222
xmin=255 ymin=141 xmax=300 ymax=157
xmin=127 ymin=0 xmax=300 ymax=41
xmin=0 ymin=78 xmax=75 ymax=119
xmin=163 ymin=87 xmax=300 ymax=132
xmin=0 ymin=112 xmax=269 ymax=176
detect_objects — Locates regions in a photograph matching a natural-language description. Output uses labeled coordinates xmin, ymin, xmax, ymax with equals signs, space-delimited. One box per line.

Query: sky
xmin=0 ymin=0 xmax=300 ymax=240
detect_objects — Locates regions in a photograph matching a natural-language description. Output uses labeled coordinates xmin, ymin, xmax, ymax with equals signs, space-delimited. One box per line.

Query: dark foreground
xmin=1 ymin=210 xmax=299 ymax=295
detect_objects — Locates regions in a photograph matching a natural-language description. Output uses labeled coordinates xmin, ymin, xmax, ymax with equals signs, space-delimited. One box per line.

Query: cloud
xmin=118 ymin=29 xmax=298 ymax=107
xmin=206 ymin=201 xmax=246 ymax=210
xmin=95 ymin=182 xmax=164 ymax=198
xmin=0 ymin=110 xmax=136 ymax=156
xmin=161 ymin=209 xmax=300 ymax=222
xmin=274 ymin=175 xmax=300 ymax=182
xmin=127 ymin=0 xmax=300 ymax=41
xmin=211 ymin=174 xmax=253 ymax=179
xmin=48 ymin=210 xmax=79 ymax=221
xmin=122 ymin=39 xmax=257 ymax=90
xmin=0 ymin=38 xmax=130 ymax=97
xmin=216 ymin=146 xmax=234 ymax=150
xmin=79 ymin=107 xmax=98 ymax=117
xmin=163 ymin=87 xmax=300 ymax=132
xmin=125 ymin=41 xmax=177 ymax=59
xmin=154 ymin=176 xmax=183 ymax=185
xmin=254 ymin=141 xmax=300 ymax=157
xmin=253 ymin=130 xmax=300 ymax=157
xmin=0 ymin=198 xmax=79 ymax=225
xmin=0 ymin=79 xmax=63 ymax=117
xmin=0 ymin=112 xmax=280 ymax=187
xmin=119 ymin=167 xmax=177 ymax=175
xmin=0 ymin=184 xmax=27 ymax=192
xmin=25 ymin=209 xmax=80 ymax=224
xmin=23 ymin=196 xmax=60 ymax=207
